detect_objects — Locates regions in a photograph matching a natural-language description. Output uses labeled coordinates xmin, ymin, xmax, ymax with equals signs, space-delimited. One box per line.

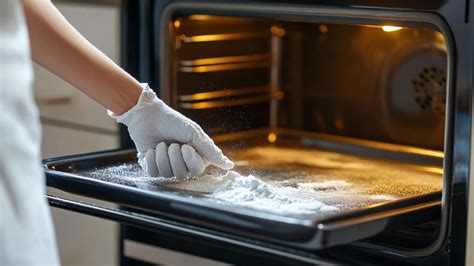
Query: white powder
xmin=298 ymin=180 xmax=352 ymax=190
xmin=210 ymin=171 xmax=338 ymax=215
xmin=368 ymin=194 xmax=398 ymax=201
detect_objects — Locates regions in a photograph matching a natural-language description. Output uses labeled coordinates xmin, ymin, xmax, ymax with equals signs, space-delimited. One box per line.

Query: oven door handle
xmin=46 ymin=195 xmax=220 ymax=237
xmin=47 ymin=195 xmax=160 ymax=228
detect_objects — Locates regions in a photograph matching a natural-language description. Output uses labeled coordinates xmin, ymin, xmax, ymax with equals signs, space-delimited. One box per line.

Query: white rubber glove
xmin=108 ymin=84 xmax=234 ymax=179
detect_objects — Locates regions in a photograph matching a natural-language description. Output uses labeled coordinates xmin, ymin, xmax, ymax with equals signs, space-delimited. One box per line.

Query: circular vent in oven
xmin=412 ymin=66 xmax=446 ymax=116
xmin=379 ymin=40 xmax=447 ymax=150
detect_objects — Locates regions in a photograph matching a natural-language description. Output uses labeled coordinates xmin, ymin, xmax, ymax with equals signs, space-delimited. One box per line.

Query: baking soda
xmin=78 ymin=143 xmax=443 ymax=218
xmin=209 ymin=171 xmax=339 ymax=215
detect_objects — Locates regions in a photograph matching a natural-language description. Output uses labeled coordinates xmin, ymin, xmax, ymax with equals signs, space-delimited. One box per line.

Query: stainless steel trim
xmin=171 ymin=22 xmax=179 ymax=108
xmin=269 ymin=29 xmax=282 ymax=130
xmin=467 ymin=111 xmax=474 ymax=265
xmin=178 ymin=32 xmax=269 ymax=43
xmin=178 ymin=61 xmax=271 ymax=73
xmin=178 ymin=95 xmax=270 ymax=109
xmin=160 ymin=3 xmax=455 ymax=258
xmin=468 ymin=184 xmax=474 ymax=263
xmin=318 ymin=201 xmax=441 ymax=231
xmin=179 ymin=53 xmax=271 ymax=67
xmin=178 ymin=85 xmax=270 ymax=101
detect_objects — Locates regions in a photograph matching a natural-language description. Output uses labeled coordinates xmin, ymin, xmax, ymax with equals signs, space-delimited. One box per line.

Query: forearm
xmin=22 ymin=0 xmax=141 ymax=115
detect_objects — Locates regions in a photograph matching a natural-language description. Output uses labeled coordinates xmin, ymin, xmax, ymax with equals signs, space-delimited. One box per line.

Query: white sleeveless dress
xmin=0 ymin=0 xmax=59 ymax=264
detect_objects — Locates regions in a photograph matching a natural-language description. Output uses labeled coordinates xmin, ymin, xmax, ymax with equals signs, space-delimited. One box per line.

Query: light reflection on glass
xmin=382 ymin=25 xmax=402 ymax=32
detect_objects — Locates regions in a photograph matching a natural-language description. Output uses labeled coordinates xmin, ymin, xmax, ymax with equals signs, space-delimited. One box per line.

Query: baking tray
xmin=44 ymin=131 xmax=443 ymax=250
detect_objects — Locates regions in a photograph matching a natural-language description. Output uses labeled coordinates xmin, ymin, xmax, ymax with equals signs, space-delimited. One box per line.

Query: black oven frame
xmin=158 ymin=0 xmax=458 ymax=258
xmin=115 ymin=0 xmax=472 ymax=264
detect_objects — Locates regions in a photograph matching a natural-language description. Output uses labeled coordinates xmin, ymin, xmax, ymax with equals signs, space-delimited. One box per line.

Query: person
xmin=0 ymin=0 xmax=233 ymax=264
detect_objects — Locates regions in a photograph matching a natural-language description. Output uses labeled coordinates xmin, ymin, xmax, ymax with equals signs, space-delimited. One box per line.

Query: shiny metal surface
xmin=178 ymin=95 xmax=270 ymax=109
xmin=178 ymin=85 xmax=270 ymax=102
xmin=43 ymin=142 xmax=443 ymax=250
xmin=178 ymin=32 xmax=270 ymax=43
xmin=214 ymin=128 xmax=444 ymax=163
xmin=179 ymin=53 xmax=271 ymax=67
xmin=73 ymin=146 xmax=442 ymax=219
xmin=269 ymin=28 xmax=281 ymax=130
xmin=467 ymin=125 xmax=474 ymax=266
xmin=178 ymin=61 xmax=271 ymax=73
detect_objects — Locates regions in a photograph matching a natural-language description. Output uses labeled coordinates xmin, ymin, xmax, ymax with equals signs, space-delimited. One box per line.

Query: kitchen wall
xmin=35 ymin=1 xmax=121 ymax=265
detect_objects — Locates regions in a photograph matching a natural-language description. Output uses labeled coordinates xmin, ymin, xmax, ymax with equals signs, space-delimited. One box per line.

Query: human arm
xmin=21 ymin=0 xmax=234 ymax=178
xmin=22 ymin=0 xmax=140 ymax=115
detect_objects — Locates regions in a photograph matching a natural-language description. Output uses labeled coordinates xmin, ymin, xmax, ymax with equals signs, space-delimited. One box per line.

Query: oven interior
xmin=164 ymin=14 xmax=449 ymax=250
xmin=168 ymin=15 xmax=447 ymax=151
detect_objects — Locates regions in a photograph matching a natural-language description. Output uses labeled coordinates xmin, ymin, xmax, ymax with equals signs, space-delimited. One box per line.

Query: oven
xmin=44 ymin=0 xmax=474 ymax=265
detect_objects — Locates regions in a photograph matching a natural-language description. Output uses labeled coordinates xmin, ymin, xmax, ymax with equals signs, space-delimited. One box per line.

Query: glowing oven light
xmin=382 ymin=25 xmax=402 ymax=32
xmin=267 ymin=133 xmax=277 ymax=143
xmin=270 ymin=26 xmax=286 ymax=37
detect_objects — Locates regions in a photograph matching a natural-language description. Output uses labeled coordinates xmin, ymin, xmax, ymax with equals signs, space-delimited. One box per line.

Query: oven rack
xmin=177 ymin=85 xmax=277 ymax=109
xmin=172 ymin=23 xmax=283 ymax=123
xmin=177 ymin=31 xmax=271 ymax=43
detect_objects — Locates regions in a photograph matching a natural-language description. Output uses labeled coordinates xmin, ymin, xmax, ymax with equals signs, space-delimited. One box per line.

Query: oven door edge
xmin=46 ymin=195 xmax=337 ymax=264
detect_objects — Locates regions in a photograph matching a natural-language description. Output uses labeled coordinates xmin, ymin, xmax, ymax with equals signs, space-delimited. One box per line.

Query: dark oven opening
xmin=161 ymin=7 xmax=452 ymax=257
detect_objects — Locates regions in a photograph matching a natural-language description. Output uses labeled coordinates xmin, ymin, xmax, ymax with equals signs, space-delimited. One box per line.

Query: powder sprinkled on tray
xmin=208 ymin=171 xmax=339 ymax=215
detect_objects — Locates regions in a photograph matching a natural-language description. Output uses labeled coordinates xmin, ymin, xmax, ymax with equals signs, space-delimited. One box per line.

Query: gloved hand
xmin=108 ymin=84 xmax=234 ymax=179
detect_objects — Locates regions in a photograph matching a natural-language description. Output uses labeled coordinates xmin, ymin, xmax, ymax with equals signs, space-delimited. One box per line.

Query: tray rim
xmin=43 ymin=148 xmax=442 ymax=249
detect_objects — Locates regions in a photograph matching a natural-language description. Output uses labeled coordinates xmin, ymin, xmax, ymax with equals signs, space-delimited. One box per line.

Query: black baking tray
xmin=44 ymin=131 xmax=443 ymax=250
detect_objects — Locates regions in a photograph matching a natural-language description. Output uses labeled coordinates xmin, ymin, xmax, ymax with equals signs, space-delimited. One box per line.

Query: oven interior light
xmin=174 ymin=20 xmax=181 ymax=28
xmin=382 ymin=26 xmax=402 ymax=32
xmin=188 ymin=15 xmax=213 ymax=21
xmin=267 ymin=133 xmax=277 ymax=143
xmin=270 ymin=26 xmax=286 ymax=37
xmin=319 ymin=24 xmax=328 ymax=33
xmin=274 ymin=90 xmax=285 ymax=100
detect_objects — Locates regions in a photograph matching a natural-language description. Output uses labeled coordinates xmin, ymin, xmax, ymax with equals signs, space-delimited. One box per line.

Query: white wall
xmin=36 ymin=3 xmax=121 ymax=265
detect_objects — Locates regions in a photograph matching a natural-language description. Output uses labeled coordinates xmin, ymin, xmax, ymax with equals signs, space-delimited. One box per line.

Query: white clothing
xmin=0 ymin=0 xmax=59 ymax=265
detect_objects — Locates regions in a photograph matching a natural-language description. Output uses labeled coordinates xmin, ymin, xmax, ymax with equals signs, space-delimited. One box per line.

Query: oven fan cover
xmin=380 ymin=41 xmax=447 ymax=150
